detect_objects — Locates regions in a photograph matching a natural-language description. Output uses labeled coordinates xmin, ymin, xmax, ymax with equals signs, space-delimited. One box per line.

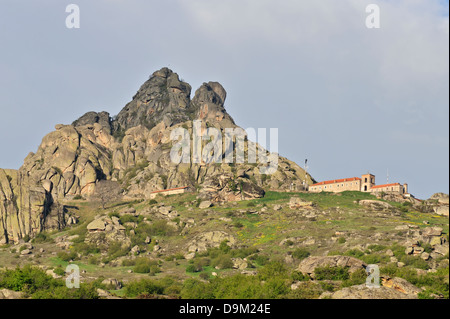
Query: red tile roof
xmin=371 ymin=183 xmax=401 ymax=189
xmin=150 ymin=186 xmax=189 ymax=194
xmin=311 ymin=177 xmax=361 ymax=187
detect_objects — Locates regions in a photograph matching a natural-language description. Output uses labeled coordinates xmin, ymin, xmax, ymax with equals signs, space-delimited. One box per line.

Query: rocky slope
xmin=0 ymin=67 xmax=312 ymax=244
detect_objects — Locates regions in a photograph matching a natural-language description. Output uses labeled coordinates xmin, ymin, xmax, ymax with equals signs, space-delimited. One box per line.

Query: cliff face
xmin=0 ymin=68 xmax=313 ymax=244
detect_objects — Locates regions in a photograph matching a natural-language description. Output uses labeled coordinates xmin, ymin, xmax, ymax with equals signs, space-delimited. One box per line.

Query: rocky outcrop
xmin=298 ymin=256 xmax=367 ymax=278
xmin=191 ymin=82 xmax=235 ymax=129
xmin=289 ymin=197 xmax=313 ymax=209
xmin=114 ymin=68 xmax=193 ymax=132
xmin=0 ymin=168 xmax=66 ymax=244
xmin=73 ymin=111 xmax=112 ymax=133
xmin=0 ymin=67 xmax=313 ymax=243
xmin=430 ymin=193 xmax=449 ymax=204
xmin=187 ymin=231 xmax=236 ymax=253
xmin=321 ymin=283 xmax=418 ymax=299
xmin=0 ymin=289 xmax=25 ymax=299
xmin=85 ymin=216 xmax=128 ymax=248
xmin=359 ymin=200 xmax=393 ymax=211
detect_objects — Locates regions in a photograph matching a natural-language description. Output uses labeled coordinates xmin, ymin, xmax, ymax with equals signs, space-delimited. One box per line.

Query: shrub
xmin=314 ymin=266 xmax=349 ymax=281
xmin=344 ymin=249 xmax=365 ymax=258
xmin=361 ymin=253 xmax=389 ymax=265
xmin=133 ymin=258 xmax=160 ymax=274
xmin=231 ymin=247 xmax=258 ymax=259
xmin=398 ymin=255 xmax=429 ymax=270
xmin=284 ymin=240 xmax=294 ymax=246
xmin=249 ymin=254 xmax=270 ymax=266
xmin=148 ymin=220 xmax=176 ymax=236
xmin=212 ymin=254 xmax=233 ymax=270
xmin=186 ymin=264 xmax=198 ymax=273
xmin=291 ymin=271 xmax=309 ymax=282
xmin=72 ymin=243 xmax=100 ymax=256
xmin=57 ymin=251 xmax=78 ymax=262
xmin=124 ymin=279 xmax=164 ymax=298
xmin=149 ymin=199 xmax=158 ymax=205
xmin=106 ymin=241 xmax=131 ymax=261
xmin=219 ymin=241 xmax=231 ymax=254
xmin=88 ymin=256 xmax=100 ymax=265
xmin=53 ymin=267 xmax=65 ymax=276
xmin=291 ymin=248 xmax=310 ymax=261
xmin=338 ymin=237 xmax=346 ymax=244
xmin=320 ymin=282 xmax=335 ymax=292
xmin=368 ymin=244 xmax=387 ymax=252
xmin=32 ymin=232 xmax=54 ymax=244
xmin=199 ymin=272 xmax=210 ymax=280
xmin=257 ymin=261 xmax=288 ymax=281
xmin=233 ymin=221 xmax=244 ymax=228
xmin=0 ymin=265 xmax=99 ymax=299
xmin=341 ymin=268 xmax=367 ymax=287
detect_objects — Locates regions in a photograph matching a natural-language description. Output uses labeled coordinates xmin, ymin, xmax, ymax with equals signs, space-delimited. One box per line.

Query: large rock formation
xmin=0 ymin=67 xmax=313 ymax=244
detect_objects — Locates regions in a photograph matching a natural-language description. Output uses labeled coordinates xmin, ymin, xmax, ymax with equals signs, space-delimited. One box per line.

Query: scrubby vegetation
xmin=0 ymin=265 xmax=99 ymax=299
xmin=0 ymin=190 xmax=447 ymax=300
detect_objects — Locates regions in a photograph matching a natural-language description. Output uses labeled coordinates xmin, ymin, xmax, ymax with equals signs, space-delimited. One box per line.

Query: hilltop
xmin=0 ymin=68 xmax=448 ymax=300
xmin=0 ymin=67 xmax=312 ymax=245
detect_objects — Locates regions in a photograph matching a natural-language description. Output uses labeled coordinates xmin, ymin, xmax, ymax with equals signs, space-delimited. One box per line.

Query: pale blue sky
xmin=0 ymin=0 xmax=448 ymax=199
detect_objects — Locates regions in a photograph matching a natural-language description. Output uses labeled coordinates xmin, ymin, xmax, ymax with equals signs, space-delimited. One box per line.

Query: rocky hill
xmin=0 ymin=68 xmax=312 ymax=244
xmin=0 ymin=68 xmax=448 ymax=300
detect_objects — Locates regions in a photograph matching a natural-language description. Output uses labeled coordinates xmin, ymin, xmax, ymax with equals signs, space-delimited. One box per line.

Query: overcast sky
xmin=0 ymin=0 xmax=448 ymax=199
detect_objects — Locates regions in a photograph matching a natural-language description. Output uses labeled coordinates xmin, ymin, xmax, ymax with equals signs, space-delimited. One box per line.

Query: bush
xmin=233 ymin=221 xmax=244 ymax=228
xmin=133 ymin=258 xmax=160 ymax=274
xmin=341 ymin=268 xmax=367 ymax=287
xmin=72 ymin=243 xmax=100 ymax=256
xmin=338 ymin=237 xmax=346 ymax=244
xmin=57 ymin=251 xmax=78 ymax=262
xmin=361 ymin=253 xmax=389 ymax=265
xmin=291 ymin=248 xmax=310 ymax=261
xmin=398 ymin=255 xmax=429 ymax=270
xmin=291 ymin=271 xmax=310 ymax=282
xmin=199 ymin=272 xmax=210 ymax=280
xmin=284 ymin=240 xmax=294 ymax=246
xmin=248 ymin=254 xmax=270 ymax=266
xmin=257 ymin=261 xmax=288 ymax=281
xmin=32 ymin=232 xmax=54 ymax=244
xmin=124 ymin=279 xmax=165 ymax=298
xmin=186 ymin=264 xmax=198 ymax=273
xmin=148 ymin=220 xmax=176 ymax=236
xmin=106 ymin=241 xmax=131 ymax=261
xmin=0 ymin=265 xmax=99 ymax=299
xmin=149 ymin=199 xmax=158 ymax=205
xmin=314 ymin=266 xmax=349 ymax=281
xmin=212 ymin=254 xmax=233 ymax=270
xmin=368 ymin=244 xmax=387 ymax=252
xmin=53 ymin=267 xmax=65 ymax=276
xmin=88 ymin=256 xmax=100 ymax=265
xmin=344 ymin=249 xmax=365 ymax=258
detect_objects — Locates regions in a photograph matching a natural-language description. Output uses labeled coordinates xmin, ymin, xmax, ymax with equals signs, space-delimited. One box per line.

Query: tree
xmin=93 ymin=180 xmax=122 ymax=209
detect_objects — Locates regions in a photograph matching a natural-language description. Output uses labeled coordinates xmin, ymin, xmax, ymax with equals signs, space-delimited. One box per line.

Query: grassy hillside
xmin=0 ymin=190 xmax=448 ymax=299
